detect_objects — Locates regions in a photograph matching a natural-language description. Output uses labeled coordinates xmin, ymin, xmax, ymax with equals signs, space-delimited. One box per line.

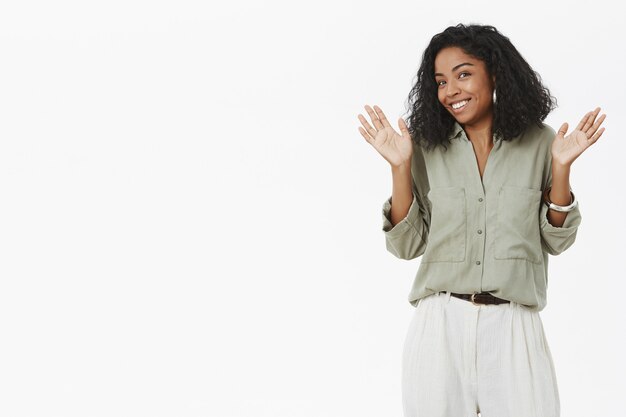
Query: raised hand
xmin=553 ymin=107 xmax=607 ymax=167
xmin=357 ymin=104 xmax=413 ymax=168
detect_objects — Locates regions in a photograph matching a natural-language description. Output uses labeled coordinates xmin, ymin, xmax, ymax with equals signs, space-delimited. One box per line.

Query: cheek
xmin=468 ymin=79 xmax=489 ymax=97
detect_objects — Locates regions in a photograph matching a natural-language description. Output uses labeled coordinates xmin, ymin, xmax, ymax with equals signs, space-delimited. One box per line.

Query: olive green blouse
xmin=382 ymin=121 xmax=581 ymax=312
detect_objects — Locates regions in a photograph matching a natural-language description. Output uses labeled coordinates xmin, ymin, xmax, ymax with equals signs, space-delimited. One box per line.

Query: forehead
xmin=434 ymin=47 xmax=484 ymax=74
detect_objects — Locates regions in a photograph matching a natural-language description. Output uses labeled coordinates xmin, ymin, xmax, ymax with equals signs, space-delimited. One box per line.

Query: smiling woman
xmin=403 ymin=24 xmax=557 ymax=153
xmin=357 ymin=22 xmax=606 ymax=417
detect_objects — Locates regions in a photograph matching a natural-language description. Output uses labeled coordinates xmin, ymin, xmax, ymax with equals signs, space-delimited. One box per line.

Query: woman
xmin=357 ymin=24 xmax=606 ymax=417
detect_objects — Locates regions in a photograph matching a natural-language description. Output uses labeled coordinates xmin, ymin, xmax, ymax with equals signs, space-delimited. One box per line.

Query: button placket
xmin=475 ymin=194 xmax=485 ymax=267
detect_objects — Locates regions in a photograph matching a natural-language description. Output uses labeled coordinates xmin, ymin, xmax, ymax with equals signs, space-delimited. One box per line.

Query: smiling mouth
xmin=450 ymin=98 xmax=471 ymax=112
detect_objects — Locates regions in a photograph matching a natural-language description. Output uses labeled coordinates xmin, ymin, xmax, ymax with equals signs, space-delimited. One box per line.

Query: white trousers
xmin=401 ymin=291 xmax=560 ymax=417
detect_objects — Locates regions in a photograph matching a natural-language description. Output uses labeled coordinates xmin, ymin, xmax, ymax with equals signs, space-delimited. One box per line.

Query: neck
xmin=462 ymin=115 xmax=494 ymax=148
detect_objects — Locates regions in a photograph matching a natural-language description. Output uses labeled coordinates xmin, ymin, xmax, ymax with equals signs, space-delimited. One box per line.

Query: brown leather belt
xmin=440 ymin=291 xmax=510 ymax=305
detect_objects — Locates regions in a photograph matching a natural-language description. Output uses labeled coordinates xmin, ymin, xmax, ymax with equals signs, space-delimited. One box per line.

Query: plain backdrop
xmin=0 ymin=1 xmax=624 ymax=416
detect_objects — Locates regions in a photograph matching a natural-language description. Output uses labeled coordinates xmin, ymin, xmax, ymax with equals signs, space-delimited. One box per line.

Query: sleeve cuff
xmin=382 ymin=193 xmax=421 ymax=239
xmin=539 ymin=200 xmax=582 ymax=234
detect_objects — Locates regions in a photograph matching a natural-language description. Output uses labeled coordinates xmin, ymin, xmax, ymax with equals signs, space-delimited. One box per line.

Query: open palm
xmin=357 ymin=104 xmax=413 ymax=168
xmin=552 ymin=107 xmax=606 ymax=167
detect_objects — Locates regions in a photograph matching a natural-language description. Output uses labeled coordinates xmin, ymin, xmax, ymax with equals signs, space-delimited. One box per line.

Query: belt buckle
xmin=470 ymin=292 xmax=483 ymax=306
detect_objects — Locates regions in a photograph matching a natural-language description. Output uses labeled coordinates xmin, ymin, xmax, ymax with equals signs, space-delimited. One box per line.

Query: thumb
xmin=398 ymin=117 xmax=409 ymax=137
xmin=557 ymin=122 xmax=568 ymax=138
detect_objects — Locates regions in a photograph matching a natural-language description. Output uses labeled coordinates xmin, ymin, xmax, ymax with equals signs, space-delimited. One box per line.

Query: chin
xmin=451 ymin=114 xmax=470 ymax=123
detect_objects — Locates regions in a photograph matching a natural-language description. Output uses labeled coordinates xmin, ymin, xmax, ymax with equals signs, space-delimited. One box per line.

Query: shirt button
xmin=477 ymin=230 xmax=482 ymax=234
xmin=476 ymin=261 xmax=481 ymax=265
xmin=478 ymin=197 xmax=483 ymax=202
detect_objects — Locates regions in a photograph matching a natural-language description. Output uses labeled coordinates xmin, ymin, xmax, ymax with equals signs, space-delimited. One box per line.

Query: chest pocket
xmin=421 ymin=186 xmax=466 ymax=263
xmin=494 ymin=185 xmax=543 ymax=264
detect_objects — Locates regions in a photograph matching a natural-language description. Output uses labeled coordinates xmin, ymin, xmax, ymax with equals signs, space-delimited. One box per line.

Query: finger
xmin=574 ymin=112 xmax=592 ymax=131
xmin=589 ymin=127 xmax=606 ymax=144
xmin=358 ymin=126 xmax=375 ymax=144
xmin=557 ymin=122 xmax=568 ymax=138
xmin=365 ymin=105 xmax=384 ymax=131
xmin=358 ymin=113 xmax=377 ymax=139
xmin=374 ymin=105 xmax=392 ymax=129
xmin=585 ymin=113 xmax=607 ymax=139
xmin=582 ymin=107 xmax=601 ymax=133
xmin=398 ymin=117 xmax=410 ymax=138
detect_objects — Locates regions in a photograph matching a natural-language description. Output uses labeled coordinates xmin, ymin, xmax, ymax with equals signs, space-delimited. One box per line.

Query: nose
xmin=445 ymin=79 xmax=461 ymax=98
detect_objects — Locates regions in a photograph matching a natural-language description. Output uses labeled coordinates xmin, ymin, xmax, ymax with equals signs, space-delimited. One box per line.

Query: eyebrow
xmin=434 ymin=62 xmax=475 ymax=77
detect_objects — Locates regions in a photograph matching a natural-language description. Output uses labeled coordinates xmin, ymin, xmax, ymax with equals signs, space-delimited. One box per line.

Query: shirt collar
xmin=451 ymin=121 xmax=464 ymax=140
xmin=451 ymin=121 xmax=503 ymax=144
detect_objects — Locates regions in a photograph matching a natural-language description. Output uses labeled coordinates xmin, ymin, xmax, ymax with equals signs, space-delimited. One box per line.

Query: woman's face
xmin=434 ymin=46 xmax=495 ymax=127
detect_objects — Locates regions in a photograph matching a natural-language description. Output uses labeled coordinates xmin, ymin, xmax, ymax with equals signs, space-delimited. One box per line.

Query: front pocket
xmin=421 ymin=186 xmax=466 ymax=263
xmin=494 ymin=185 xmax=543 ymax=263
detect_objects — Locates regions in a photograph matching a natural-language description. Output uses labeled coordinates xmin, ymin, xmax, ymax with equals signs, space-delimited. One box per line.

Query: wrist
xmin=391 ymin=160 xmax=411 ymax=174
xmin=551 ymin=160 xmax=571 ymax=172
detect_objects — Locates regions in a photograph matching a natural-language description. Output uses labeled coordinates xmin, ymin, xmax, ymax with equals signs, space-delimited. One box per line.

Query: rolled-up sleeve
xmin=539 ymin=198 xmax=581 ymax=255
xmin=381 ymin=142 xmax=430 ymax=260
xmin=539 ymin=129 xmax=582 ymax=256
xmin=382 ymin=191 xmax=428 ymax=260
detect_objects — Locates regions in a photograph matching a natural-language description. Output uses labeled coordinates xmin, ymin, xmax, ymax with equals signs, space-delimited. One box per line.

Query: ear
xmin=491 ymin=74 xmax=496 ymax=86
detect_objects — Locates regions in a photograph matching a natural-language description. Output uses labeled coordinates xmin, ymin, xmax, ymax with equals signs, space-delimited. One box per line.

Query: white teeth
xmin=452 ymin=100 xmax=469 ymax=109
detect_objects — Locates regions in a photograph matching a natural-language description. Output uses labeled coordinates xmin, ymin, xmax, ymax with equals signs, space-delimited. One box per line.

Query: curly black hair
xmin=404 ymin=23 xmax=557 ymax=152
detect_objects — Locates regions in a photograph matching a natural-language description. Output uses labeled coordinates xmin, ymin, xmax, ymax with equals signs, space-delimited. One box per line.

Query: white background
xmin=0 ymin=1 xmax=624 ymax=416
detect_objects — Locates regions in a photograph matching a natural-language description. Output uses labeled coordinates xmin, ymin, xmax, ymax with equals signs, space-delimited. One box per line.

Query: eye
xmin=437 ymin=80 xmax=446 ymax=87
xmin=459 ymin=71 xmax=470 ymax=78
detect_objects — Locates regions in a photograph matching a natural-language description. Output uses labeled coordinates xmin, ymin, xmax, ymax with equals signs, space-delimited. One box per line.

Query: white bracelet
xmin=542 ymin=186 xmax=578 ymax=212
